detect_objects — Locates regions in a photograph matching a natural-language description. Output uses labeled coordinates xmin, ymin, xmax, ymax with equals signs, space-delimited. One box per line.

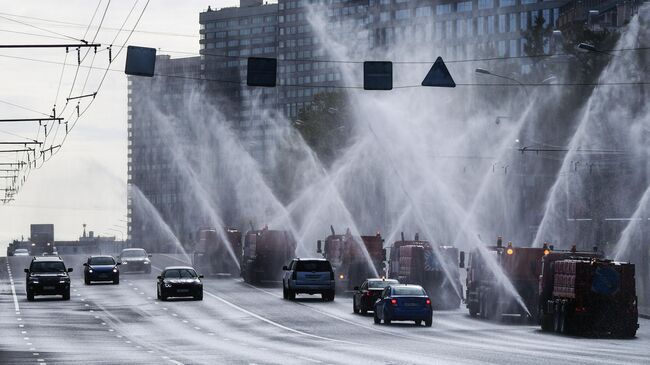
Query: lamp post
xmin=475 ymin=68 xmax=530 ymax=97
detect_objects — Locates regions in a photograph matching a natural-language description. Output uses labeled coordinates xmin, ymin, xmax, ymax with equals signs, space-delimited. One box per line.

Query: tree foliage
xmin=294 ymin=91 xmax=352 ymax=167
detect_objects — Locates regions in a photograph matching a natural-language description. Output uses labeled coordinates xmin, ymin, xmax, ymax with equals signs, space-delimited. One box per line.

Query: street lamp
xmin=475 ymin=68 xmax=529 ymax=97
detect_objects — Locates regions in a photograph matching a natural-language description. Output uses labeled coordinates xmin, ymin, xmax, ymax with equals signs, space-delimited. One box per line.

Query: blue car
xmin=83 ymin=255 xmax=120 ymax=285
xmin=374 ymin=284 xmax=433 ymax=326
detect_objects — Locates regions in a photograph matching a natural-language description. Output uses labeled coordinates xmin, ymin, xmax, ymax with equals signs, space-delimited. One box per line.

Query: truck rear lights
xmin=364 ymin=291 xmax=373 ymax=297
xmin=390 ymin=299 xmax=398 ymax=306
xmin=575 ymin=306 xmax=587 ymax=313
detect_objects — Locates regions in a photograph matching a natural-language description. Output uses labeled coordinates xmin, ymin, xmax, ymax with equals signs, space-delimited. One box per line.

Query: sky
xmin=0 ymin=0 xmax=240 ymax=249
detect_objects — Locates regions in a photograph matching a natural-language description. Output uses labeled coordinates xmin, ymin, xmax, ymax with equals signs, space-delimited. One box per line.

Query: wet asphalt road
xmin=1 ymin=254 xmax=648 ymax=365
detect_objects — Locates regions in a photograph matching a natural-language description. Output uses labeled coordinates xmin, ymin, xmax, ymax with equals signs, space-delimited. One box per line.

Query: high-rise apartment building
xmin=127 ymin=55 xmax=201 ymax=250
xmin=199 ymin=0 xmax=279 ymax=163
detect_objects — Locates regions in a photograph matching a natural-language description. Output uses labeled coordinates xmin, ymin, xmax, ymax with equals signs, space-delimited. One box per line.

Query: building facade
xmin=127 ymin=55 xmax=201 ymax=250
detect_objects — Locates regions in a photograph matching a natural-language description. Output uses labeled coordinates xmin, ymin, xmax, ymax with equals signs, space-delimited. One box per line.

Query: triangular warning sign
xmin=421 ymin=57 xmax=455 ymax=88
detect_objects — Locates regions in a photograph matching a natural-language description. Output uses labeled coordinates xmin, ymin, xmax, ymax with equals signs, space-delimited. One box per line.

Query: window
xmin=446 ymin=20 xmax=453 ymax=38
xmin=467 ymin=18 xmax=473 ymax=36
xmin=521 ymin=0 xmax=536 ymax=4
xmin=487 ymin=15 xmax=495 ymax=33
xmin=457 ymin=1 xmax=472 ymax=12
xmin=436 ymin=4 xmax=452 ymax=15
xmin=227 ymin=20 xmax=237 ymax=27
xmin=478 ymin=0 xmax=493 ymax=10
xmin=380 ymin=12 xmax=390 ymax=22
xmin=240 ymin=18 xmax=249 ymax=25
xmin=543 ymin=9 xmax=550 ymax=26
xmin=477 ymin=17 xmax=484 ymax=35
xmin=395 ymin=9 xmax=410 ymax=20
xmin=500 ymin=0 xmax=515 ymax=7
xmin=457 ymin=19 xmax=464 ymax=37
xmin=520 ymin=12 xmax=528 ymax=30
xmin=228 ymin=30 xmax=238 ymax=36
xmin=498 ymin=40 xmax=506 ymax=56
xmin=510 ymin=39 xmax=518 ymax=56
xmin=415 ymin=7 xmax=431 ymax=18
xmin=228 ymin=40 xmax=238 ymax=47
xmin=252 ymin=16 xmax=263 ymax=24
xmin=510 ymin=13 xmax=517 ymax=32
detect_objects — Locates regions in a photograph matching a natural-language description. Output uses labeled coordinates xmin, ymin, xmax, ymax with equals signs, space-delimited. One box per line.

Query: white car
xmin=14 ymin=249 xmax=29 ymax=256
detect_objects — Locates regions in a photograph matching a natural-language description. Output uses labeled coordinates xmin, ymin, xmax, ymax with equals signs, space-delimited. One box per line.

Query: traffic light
xmin=125 ymin=46 xmax=156 ymax=77
xmin=363 ymin=61 xmax=392 ymax=90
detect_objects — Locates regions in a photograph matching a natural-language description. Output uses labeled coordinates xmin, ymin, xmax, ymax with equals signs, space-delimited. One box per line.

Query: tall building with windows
xmin=127 ymin=55 xmax=201 ymax=250
xmin=277 ymin=0 xmax=570 ymax=119
xmin=200 ymin=0 xmax=279 ymax=163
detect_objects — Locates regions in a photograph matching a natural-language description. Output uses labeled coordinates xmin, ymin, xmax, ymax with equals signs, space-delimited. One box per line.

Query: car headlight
xmin=143 ymin=261 xmax=150 ymax=265
xmin=113 ymin=268 xmax=118 ymax=273
xmin=88 ymin=269 xmax=94 ymax=273
xmin=59 ymin=279 xmax=68 ymax=284
xmin=164 ymin=283 xmax=172 ymax=288
xmin=29 ymin=278 xmax=39 ymax=284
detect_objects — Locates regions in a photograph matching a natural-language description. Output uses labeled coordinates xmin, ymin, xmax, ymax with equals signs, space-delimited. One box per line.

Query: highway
xmin=1 ymin=254 xmax=648 ymax=365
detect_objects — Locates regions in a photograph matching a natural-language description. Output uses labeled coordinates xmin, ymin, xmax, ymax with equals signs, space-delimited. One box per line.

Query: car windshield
xmin=392 ymin=287 xmax=426 ymax=296
xmin=15 ymin=249 xmax=28 ymax=253
xmin=31 ymin=261 xmax=66 ymax=273
xmin=121 ymin=250 xmax=146 ymax=258
xmin=164 ymin=269 xmax=197 ymax=278
xmin=89 ymin=257 xmax=115 ymax=265
xmin=295 ymin=260 xmax=332 ymax=272
xmin=368 ymin=279 xmax=398 ymax=289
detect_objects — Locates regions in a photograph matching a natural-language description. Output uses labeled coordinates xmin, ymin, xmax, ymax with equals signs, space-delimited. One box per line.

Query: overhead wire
xmin=0 ymin=14 xmax=86 ymax=43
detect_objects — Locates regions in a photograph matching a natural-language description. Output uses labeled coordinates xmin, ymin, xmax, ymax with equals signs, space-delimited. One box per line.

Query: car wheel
xmin=374 ymin=312 xmax=380 ymax=324
xmin=84 ymin=276 xmax=90 ymax=285
xmin=425 ymin=317 xmax=433 ymax=327
xmin=113 ymin=276 xmax=120 ymax=285
xmin=194 ymin=291 xmax=203 ymax=301
xmin=27 ymin=291 xmax=34 ymax=301
xmin=384 ymin=318 xmax=391 ymax=325
xmin=62 ymin=290 xmax=70 ymax=300
xmin=288 ymin=289 xmax=295 ymax=301
xmin=353 ymin=300 xmax=359 ymax=314
xmin=283 ymin=286 xmax=288 ymax=300
xmin=156 ymin=286 xmax=161 ymax=300
xmin=415 ymin=320 xmax=422 ymax=326
xmin=361 ymin=308 xmax=367 ymax=315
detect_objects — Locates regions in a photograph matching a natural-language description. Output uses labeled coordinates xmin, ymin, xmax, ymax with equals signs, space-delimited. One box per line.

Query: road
xmin=1 ymin=254 xmax=648 ymax=365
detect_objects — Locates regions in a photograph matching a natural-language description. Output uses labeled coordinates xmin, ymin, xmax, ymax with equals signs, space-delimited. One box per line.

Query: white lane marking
xmin=167 ymin=359 xmax=185 ymax=365
xmin=203 ymin=291 xmax=358 ymax=345
xmin=297 ymin=356 xmax=323 ymax=364
xmin=7 ymin=262 xmax=20 ymax=312
xmin=150 ymin=264 xmax=359 ymax=346
xmin=33 ymin=353 xmax=39 ymax=355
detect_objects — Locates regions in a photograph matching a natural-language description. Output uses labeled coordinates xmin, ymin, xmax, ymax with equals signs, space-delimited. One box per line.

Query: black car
xmin=353 ymin=278 xmax=399 ymax=314
xmin=83 ymin=255 xmax=120 ymax=284
xmin=118 ymin=248 xmax=152 ymax=273
xmin=24 ymin=256 xmax=73 ymax=301
xmin=157 ymin=266 xmax=203 ymax=301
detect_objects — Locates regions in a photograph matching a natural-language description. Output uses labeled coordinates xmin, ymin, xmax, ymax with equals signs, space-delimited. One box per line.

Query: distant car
xmin=118 ymin=248 xmax=152 ymax=273
xmin=374 ymin=284 xmax=433 ymax=326
xmin=83 ymin=255 xmax=120 ymax=285
xmin=13 ymin=248 xmax=29 ymax=256
xmin=353 ymin=278 xmax=399 ymax=314
xmin=157 ymin=266 xmax=203 ymax=301
xmin=282 ymin=258 xmax=335 ymax=301
xmin=24 ymin=256 xmax=72 ymax=301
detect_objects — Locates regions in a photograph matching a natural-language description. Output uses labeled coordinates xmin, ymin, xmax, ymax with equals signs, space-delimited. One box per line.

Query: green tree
xmin=294 ymin=91 xmax=352 ymax=167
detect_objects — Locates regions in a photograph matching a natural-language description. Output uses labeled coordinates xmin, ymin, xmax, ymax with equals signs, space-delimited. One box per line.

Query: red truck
xmin=388 ymin=233 xmax=462 ymax=309
xmin=538 ymin=250 xmax=638 ymax=337
xmin=317 ymin=226 xmax=384 ymax=293
xmin=192 ymin=227 xmax=242 ymax=275
xmin=464 ymin=238 xmax=545 ymax=321
xmin=241 ymin=226 xmax=297 ymax=284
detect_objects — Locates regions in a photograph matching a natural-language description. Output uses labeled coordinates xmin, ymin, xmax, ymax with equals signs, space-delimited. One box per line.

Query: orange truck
xmin=192 ymin=227 xmax=242 ymax=275
xmin=388 ymin=233 xmax=462 ymax=309
xmin=317 ymin=226 xmax=384 ymax=293
xmin=538 ymin=249 xmax=638 ymax=337
xmin=463 ymin=238 xmax=546 ymax=321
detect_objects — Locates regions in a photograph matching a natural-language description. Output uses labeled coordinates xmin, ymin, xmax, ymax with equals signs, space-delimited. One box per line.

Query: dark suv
xmin=24 ymin=256 xmax=73 ymax=300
